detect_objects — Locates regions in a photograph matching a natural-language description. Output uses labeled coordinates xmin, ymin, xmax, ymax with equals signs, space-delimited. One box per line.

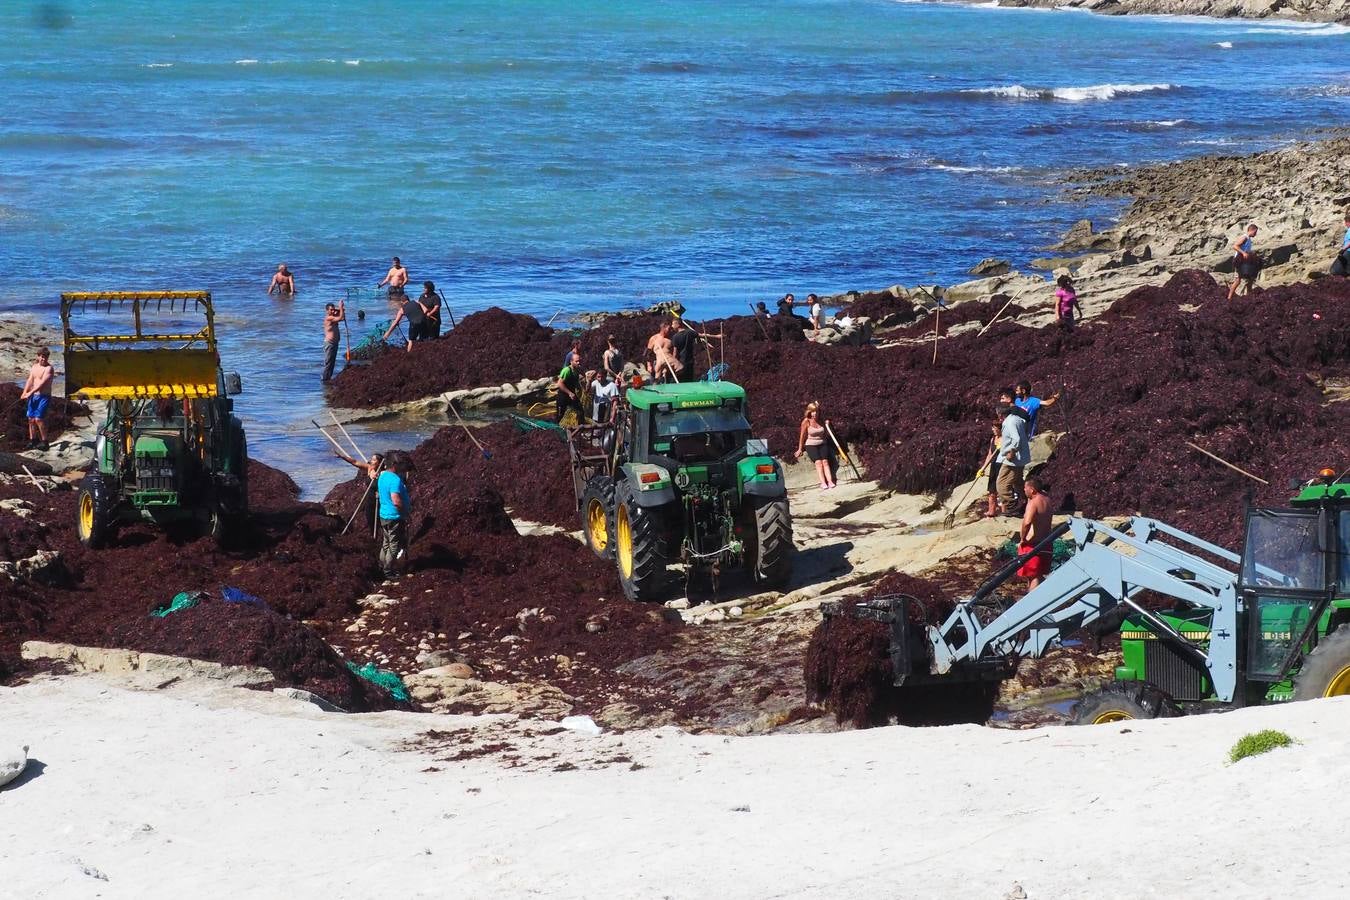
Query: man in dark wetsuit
xmin=555 ymin=351 xmax=587 ymax=425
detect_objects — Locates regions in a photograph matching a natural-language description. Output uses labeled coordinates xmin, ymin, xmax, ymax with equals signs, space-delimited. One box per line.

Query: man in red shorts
xmin=1018 ymin=476 xmax=1053 ymax=589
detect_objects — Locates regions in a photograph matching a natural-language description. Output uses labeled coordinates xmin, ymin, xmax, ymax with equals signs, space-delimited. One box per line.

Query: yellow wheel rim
xmin=79 ymin=493 xmax=94 ymax=538
xmin=586 ymin=499 xmax=608 ymax=553
xmin=617 ymin=504 xmax=633 ymax=579
xmin=1324 ymin=665 xmax=1350 ymax=697
xmin=1092 ymin=710 xmax=1134 ymax=725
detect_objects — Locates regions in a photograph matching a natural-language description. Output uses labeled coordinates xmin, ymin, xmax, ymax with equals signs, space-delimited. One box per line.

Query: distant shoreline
xmin=955 ymin=0 xmax=1350 ymax=25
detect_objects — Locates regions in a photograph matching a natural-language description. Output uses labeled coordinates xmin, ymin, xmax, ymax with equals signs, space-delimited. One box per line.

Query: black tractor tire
xmin=75 ymin=473 xmax=116 ymax=549
xmin=614 ymin=480 xmax=666 ymax=602
xmin=1292 ymin=624 xmax=1350 ymax=701
xmin=1069 ymin=681 xmax=1182 ymax=726
xmin=580 ymin=475 xmax=616 ymax=560
xmin=744 ymin=495 xmax=794 ymax=589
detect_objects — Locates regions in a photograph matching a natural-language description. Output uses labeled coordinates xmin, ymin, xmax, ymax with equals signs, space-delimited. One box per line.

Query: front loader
xmin=821 ymin=468 xmax=1350 ymax=724
xmin=569 ymin=380 xmax=793 ymax=602
xmin=62 ymin=291 xmax=248 ymax=547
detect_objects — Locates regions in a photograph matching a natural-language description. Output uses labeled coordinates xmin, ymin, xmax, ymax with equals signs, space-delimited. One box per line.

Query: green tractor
xmin=1072 ymin=472 xmax=1350 ymax=723
xmin=568 ymin=380 xmax=793 ymax=602
xmin=62 ymin=291 xmax=249 ymax=548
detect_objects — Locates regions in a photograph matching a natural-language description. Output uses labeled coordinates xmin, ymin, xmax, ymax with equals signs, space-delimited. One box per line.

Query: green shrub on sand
xmin=1229 ymin=729 xmax=1297 ymax=764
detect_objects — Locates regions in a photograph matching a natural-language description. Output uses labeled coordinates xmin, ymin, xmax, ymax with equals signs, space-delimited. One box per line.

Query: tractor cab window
xmin=1242 ymin=510 xmax=1325 ymax=591
xmin=1337 ymin=510 xmax=1350 ymax=594
xmin=653 ymin=407 xmax=750 ymax=463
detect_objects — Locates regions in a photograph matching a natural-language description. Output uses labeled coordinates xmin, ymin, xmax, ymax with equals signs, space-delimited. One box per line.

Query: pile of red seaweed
xmin=333 ymin=272 xmax=1350 ymax=551
xmin=802 ymin=566 xmax=1002 ymax=729
xmin=322 ymin=463 xmax=679 ymax=711
xmin=326 ymin=306 xmax=809 ymax=409
xmin=0 ymin=462 xmax=397 ymax=709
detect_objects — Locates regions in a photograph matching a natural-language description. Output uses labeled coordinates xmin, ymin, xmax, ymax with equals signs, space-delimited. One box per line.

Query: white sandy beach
xmin=2 ymin=673 xmax=1346 ymax=899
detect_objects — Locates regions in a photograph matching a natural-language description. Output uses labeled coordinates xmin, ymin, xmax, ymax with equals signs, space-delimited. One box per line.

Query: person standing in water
xmin=268 ymin=264 xmax=295 ymax=296
xmin=794 ymin=401 xmax=837 ymax=490
xmin=1227 ymin=224 xmax=1260 ymax=300
xmin=378 ymin=256 xmax=409 ymax=296
xmin=321 ymin=300 xmax=346 ymax=382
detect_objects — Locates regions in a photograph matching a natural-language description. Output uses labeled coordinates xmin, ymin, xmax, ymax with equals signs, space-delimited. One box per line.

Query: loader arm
xmin=927 ymin=516 xmax=1243 ymax=702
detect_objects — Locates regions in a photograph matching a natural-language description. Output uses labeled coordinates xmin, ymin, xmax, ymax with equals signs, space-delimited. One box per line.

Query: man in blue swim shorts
xmin=19 ymin=346 xmax=54 ymax=451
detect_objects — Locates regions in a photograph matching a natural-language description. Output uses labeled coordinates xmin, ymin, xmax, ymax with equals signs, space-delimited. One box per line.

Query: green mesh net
xmin=150 ymin=591 xmax=204 ymax=618
xmin=346 ymin=661 xmax=410 ymax=702
xmin=996 ymin=538 xmax=1076 ymax=566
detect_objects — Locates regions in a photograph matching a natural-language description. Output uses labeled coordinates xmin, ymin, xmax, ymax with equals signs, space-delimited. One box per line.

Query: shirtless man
xmin=1017 ymin=476 xmax=1054 ymax=590
xmin=322 ymin=300 xmax=345 ymax=382
xmin=377 ymin=256 xmax=409 ymax=296
xmin=646 ymin=321 xmax=679 ymax=382
xmin=268 ymin=263 xmax=295 ymax=296
xmin=19 ymin=346 xmax=55 ymax=450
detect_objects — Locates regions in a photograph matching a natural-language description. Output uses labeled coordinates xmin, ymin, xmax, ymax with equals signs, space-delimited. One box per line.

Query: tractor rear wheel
xmin=744 ymin=495 xmax=793 ymax=589
xmin=580 ymin=475 xmax=616 ymax=560
xmin=75 ymin=473 xmax=115 ymax=549
xmin=1069 ymin=681 xmax=1181 ymax=726
xmin=614 ymin=481 xmax=666 ymax=602
xmin=1292 ymin=624 xmax=1350 ymax=700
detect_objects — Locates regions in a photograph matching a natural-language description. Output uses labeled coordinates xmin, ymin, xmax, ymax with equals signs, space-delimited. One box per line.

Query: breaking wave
xmin=963 ymin=82 xmax=1174 ymax=102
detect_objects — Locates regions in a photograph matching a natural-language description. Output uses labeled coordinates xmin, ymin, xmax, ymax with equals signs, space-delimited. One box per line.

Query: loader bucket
xmin=65 ymin=348 xmax=220 ymax=400
xmin=60 ymin=290 xmax=221 ymax=400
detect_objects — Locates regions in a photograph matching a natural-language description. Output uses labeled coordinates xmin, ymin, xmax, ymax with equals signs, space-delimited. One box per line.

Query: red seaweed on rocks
xmin=0 ymin=461 xmax=399 ymax=708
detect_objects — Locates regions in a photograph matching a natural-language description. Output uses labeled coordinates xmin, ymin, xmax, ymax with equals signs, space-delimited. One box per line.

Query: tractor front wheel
xmin=580 ymin=475 xmax=616 ymax=560
xmin=744 ymin=496 xmax=794 ymax=589
xmin=1069 ymin=681 xmax=1181 ymax=726
xmin=75 ymin=474 xmax=115 ymax=549
xmin=1292 ymin=625 xmax=1350 ymax=700
xmin=614 ymin=481 xmax=666 ymax=602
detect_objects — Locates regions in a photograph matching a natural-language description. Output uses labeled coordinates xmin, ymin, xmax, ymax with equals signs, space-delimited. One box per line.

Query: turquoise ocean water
xmin=1 ymin=1 xmax=1346 ymax=491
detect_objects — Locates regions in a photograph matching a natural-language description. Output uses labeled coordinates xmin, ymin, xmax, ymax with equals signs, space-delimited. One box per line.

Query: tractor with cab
xmin=821 ymin=466 xmax=1350 ymax=723
xmin=568 ymin=380 xmax=793 ymax=602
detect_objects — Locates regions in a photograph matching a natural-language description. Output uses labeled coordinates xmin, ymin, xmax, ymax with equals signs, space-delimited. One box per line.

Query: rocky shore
xmin=981 ymin=0 xmax=1350 ymax=24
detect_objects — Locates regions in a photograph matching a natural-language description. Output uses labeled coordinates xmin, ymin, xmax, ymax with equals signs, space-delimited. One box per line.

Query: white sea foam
xmin=927 ymin=160 xmax=1023 ymax=174
xmin=344 ymin=59 xmax=361 ymax=66
xmin=1239 ymin=20 xmax=1350 ymax=35
xmin=1216 ymin=41 xmax=1233 ymax=49
xmin=965 ymin=83 xmax=1172 ymax=102
xmin=142 ymin=63 xmax=173 ymax=68
xmin=235 ymin=59 xmax=258 ymax=65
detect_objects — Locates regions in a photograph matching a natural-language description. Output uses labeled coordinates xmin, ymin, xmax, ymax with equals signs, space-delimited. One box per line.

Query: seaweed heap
xmin=324 ymin=462 xmax=680 ymax=712
xmin=0 ymin=462 xmax=399 ymax=710
xmin=803 ymin=558 xmax=1008 ymax=728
